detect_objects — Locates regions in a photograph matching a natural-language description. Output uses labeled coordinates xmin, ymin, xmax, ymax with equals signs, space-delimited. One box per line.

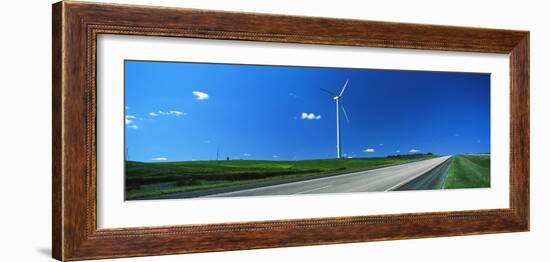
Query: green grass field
xmin=444 ymin=154 xmax=490 ymax=189
xmin=126 ymin=154 xmax=437 ymax=200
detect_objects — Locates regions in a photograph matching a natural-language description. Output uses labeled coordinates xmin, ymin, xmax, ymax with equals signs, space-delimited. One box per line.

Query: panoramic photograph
xmin=124 ymin=60 xmax=491 ymax=200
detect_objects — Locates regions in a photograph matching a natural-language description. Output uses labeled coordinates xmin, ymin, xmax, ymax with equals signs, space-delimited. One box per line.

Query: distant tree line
xmin=386 ymin=152 xmax=434 ymax=158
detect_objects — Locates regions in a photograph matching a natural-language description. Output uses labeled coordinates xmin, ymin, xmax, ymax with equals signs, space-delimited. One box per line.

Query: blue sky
xmin=125 ymin=60 xmax=490 ymax=162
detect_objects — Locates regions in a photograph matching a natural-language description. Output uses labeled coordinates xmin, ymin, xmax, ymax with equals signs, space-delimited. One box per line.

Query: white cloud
xmin=170 ymin=111 xmax=185 ymax=116
xmin=192 ymin=91 xmax=210 ymax=100
xmin=158 ymin=110 xmax=186 ymax=116
xmin=301 ymin=112 xmax=322 ymax=120
xmin=396 ymin=150 xmax=401 ymax=153
xmin=127 ymin=125 xmax=138 ymax=129
xmin=364 ymin=148 xmax=375 ymax=153
xmin=289 ymin=93 xmax=300 ymax=99
xmin=409 ymin=149 xmax=421 ymax=153
xmin=149 ymin=112 xmax=158 ymax=117
xmin=125 ymin=115 xmax=136 ymax=125
xmin=152 ymin=157 xmax=168 ymax=161
xmin=272 ymin=155 xmax=280 ymax=158
xmin=243 ymin=153 xmax=252 ymax=157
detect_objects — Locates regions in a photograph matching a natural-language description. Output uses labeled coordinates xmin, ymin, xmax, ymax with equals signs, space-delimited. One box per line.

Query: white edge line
xmin=292 ymin=185 xmax=331 ymax=195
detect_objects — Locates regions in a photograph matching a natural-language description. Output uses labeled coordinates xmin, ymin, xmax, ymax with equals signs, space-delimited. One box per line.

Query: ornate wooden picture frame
xmin=52 ymin=1 xmax=529 ymax=261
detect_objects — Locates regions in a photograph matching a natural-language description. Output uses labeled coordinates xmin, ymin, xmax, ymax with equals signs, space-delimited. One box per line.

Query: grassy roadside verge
xmin=126 ymin=154 xmax=438 ymax=200
xmin=444 ymin=155 xmax=490 ymax=189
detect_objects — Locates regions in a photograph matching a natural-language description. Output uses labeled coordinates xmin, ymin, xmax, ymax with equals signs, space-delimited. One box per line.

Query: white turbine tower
xmin=321 ymin=80 xmax=350 ymax=159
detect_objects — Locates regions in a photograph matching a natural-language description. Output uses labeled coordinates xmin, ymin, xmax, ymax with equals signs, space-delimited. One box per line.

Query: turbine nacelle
xmin=333 ymin=96 xmax=340 ymax=100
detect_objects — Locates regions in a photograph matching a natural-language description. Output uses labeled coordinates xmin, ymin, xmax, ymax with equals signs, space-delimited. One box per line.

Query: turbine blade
xmin=320 ymin=88 xmax=336 ymax=96
xmin=340 ymin=104 xmax=350 ymax=123
xmin=339 ymin=79 xmax=349 ymax=97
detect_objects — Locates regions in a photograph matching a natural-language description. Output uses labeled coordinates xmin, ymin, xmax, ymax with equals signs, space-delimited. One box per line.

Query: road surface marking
xmin=292 ymin=185 xmax=331 ymax=195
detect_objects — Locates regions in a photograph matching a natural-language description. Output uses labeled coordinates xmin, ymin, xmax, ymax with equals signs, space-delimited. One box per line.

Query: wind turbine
xmin=321 ymin=80 xmax=350 ymax=159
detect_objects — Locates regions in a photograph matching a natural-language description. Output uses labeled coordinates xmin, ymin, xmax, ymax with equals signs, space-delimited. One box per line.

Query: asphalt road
xmin=198 ymin=155 xmax=453 ymax=198
xmin=394 ymin=156 xmax=452 ymax=191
